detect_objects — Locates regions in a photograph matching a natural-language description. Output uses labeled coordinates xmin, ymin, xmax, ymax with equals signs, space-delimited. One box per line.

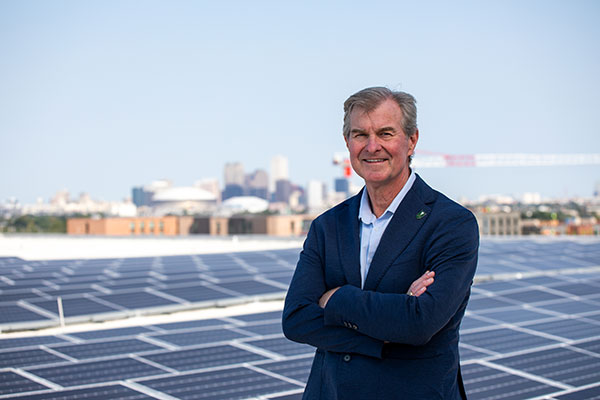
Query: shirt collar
xmin=359 ymin=170 xmax=416 ymax=224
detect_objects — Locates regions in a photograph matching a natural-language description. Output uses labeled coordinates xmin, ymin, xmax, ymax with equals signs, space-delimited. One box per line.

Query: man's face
xmin=345 ymin=99 xmax=418 ymax=192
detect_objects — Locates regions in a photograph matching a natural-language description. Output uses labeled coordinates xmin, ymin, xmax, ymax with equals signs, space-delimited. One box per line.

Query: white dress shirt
xmin=358 ymin=171 xmax=416 ymax=288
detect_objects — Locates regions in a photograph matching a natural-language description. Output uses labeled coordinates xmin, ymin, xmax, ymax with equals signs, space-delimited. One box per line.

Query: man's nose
xmin=365 ymin=135 xmax=381 ymax=152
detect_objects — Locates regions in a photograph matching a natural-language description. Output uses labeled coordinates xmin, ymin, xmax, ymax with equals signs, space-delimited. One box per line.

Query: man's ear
xmin=408 ymin=130 xmax=419 ymax=155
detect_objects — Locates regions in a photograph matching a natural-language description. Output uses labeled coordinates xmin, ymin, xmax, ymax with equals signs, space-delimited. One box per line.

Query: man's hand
xmin=407 ymin=270 xmax=435 ymax=297
xmin=319 ymin=287 xmax=340 ymax=308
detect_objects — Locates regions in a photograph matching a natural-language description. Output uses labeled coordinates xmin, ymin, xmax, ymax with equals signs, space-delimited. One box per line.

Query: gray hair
xmin=342 ymin=87 xmax=418 ymax=140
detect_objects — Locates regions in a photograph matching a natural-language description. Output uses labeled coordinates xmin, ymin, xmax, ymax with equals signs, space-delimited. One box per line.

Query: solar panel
xmin=0 ymin=290 xmax=45 ymax=302
xmin=473 ymin=308 xmax=553 ymax=324
xmin=551 ymin=282 xmax=600 ymax=297
xmin=458 ymin=345 xmax=492 ymax=361
xmin=50 ymin=338 xmax=162 ymax=360
xmin=267 ymin=393 xmax=304 ymax=400
xmin=0 ymin=335 xmax=68 ymax=349
xmin=573 ymin=338 xmax=600 ymax=354
xmin=461 ymin=327 xmax=561 ymax=354
xmin=69 ymin=326 xmax=154 ymax=340
xmin=522 ymin=318 xmax=600 ymax=340
xmin=11 ymin=384 xmax=155 ymax=399
xmin=151 ymin=318 xmax=227 ymax=331
xmin=459 ymin=314 xmax=496 ymax=330
xmin=534 ymin=298 xmax=600 ymax=315
xmin=0 ymin=371 xmax=48 ymax=396
xmin=464 ymin=296 xmax=516 ymax=311
xmin=0 ymin=348 xmax=66 ymax=368
xmin=215 ymin=279 xmax=285 ymax=296
xmin=256 ymin=355 xmax=314 ymax=383
xmin=497 ymin=288 xmax=568 ymax=303
xmin=141 ymin=344 xmax=269 ymax=372
xmin=493 ymin=346 xmax=600 ymax=387
xmin=97 ymin=291 xmax=180 ymax=309
xmin=150 ymin=327 xmax=251 ymax=347
xmin=0 ymin=304 xmax=52 ymax=324
xmin=139 ymin=366 xmax=302 ymax=400
xmin=242 ymin=336 xmax=314 ymax=357
xmin=29 ymin=297 xmax=120 ymax=317
xmin=230 ymin=309 xmax=282 ymax=322
xmin=461 ymin=362 xmax=563 ymax=400
xmin=159 ymin=283 xmax=232 ymax=303
xmin=27 ymin=357 xmax=166 ymax=387
xmin=552 ymin=385 xmax=600 ymax=399
xmin=239 ymin=322 xmax=283 ymax=336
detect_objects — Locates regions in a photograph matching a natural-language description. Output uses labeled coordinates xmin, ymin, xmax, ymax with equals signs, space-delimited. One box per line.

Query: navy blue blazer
xmin=282 ymin=174 xmax=479 ymax=399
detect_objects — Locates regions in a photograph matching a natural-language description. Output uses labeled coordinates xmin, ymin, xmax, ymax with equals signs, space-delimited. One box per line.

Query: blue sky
xmin=1 ymin=1 xmax=599 ymax=203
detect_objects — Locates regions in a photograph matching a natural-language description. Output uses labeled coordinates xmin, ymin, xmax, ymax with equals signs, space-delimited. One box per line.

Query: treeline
xmin=1 ymin=215 xmax=67 ymax=233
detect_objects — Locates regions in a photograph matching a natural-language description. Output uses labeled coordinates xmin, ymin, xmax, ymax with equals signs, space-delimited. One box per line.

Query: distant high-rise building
xmin=246 ymin=169 xmax=269 ymax=200
xmin=334 ymin=178 xmax=350 ymax=195
xmin=222 ymin=184 xmax=244 ymax=201
xmin=50 ymin=190 xmax=70 ymax=206
xmin=132 ymin=187 xmax=149 ymax=207
xmin=307 ymin=180 xmax=326 ymax=212
xmin=195 ymin=178 xmax=222 ymax=204
xmin=223 ymin=162 xmax=245 ymax=201
xmin=224 ymin=162 xmax=245 ymax=186
xmin=274 ymin=179 xmax=292 ymax=203
xmin=522 ymin=192 xmax=542 ymax=205
xmin=270 ymin=155 xmax=289 ymax=193
xmin=133 ymin=180 xmax=172 ymax=207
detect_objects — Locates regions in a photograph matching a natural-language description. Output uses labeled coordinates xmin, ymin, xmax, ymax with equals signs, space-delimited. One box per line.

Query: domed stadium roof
xmin=222 ymin=196 xmax=269 ymax=213
xmin=152 ymin=186 xmax=216 ymax=202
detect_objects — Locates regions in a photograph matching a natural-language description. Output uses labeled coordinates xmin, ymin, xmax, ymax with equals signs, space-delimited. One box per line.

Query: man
xmin=282 ymin=87 xmax=479 ymax=399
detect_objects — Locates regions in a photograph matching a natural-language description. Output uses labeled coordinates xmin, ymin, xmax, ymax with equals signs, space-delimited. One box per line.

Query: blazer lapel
xmin=363 ymin=176 xmax=433 ymax=291
xmin=336 ymin=190 xmax=362 ymax=288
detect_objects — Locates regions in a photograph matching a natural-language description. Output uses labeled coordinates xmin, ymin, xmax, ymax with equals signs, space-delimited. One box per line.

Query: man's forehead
xmin=349 ymin=99 xmax=403 ymax=124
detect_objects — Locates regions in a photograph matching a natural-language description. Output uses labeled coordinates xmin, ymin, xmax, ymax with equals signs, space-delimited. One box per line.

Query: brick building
xmin=67 ymin=214 xmax=314 ymax=237
xmin=67 ymin=216 xmax=194 ymax=236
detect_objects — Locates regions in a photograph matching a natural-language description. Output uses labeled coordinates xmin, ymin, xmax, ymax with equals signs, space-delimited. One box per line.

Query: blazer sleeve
xmin=282 ymin=219 xmax=384 ymax=358
xmin=323 ymin=210 xmax=479 ymax=346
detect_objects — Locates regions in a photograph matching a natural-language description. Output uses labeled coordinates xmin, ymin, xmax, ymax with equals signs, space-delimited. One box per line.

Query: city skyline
xmin=5 ymin=152 xmax=599 ymax=207
xmin=2 ymin=2 xmax=599 ymax=204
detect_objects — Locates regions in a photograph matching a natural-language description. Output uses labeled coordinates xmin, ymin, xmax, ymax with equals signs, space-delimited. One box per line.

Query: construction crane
xmin=412 ymin=152 xmax=600 ymax=168
xmin=332 ymin=152 xmax=353 ymax=178
xmin=333 ymin=152 xmax=600 ymax=175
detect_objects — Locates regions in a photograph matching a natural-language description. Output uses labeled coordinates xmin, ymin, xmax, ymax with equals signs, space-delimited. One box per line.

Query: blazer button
xmin=352 ymin=324 xmax=358 ymax=330
xmin=343 ymin=354 xmax=351 ymax=362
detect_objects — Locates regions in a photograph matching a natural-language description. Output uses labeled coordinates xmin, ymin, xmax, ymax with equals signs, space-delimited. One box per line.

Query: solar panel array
xmin=0 ymin=250 xmax=299 ymax=332
xmin=1 ymin=238 xmax=599 ymax=399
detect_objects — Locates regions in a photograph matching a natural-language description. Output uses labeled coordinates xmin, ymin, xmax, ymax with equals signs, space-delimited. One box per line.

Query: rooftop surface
xmin=1 ymin=235 xmax=599 ymax=399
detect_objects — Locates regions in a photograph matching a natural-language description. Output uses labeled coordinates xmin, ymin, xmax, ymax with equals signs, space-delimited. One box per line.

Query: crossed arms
xmin=282 ymin=212 xmax=479 ymax=359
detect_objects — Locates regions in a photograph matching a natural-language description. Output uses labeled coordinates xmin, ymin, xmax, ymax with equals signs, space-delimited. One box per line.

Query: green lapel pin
xmin=416 ymin=210 xmax=426 ymax=219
